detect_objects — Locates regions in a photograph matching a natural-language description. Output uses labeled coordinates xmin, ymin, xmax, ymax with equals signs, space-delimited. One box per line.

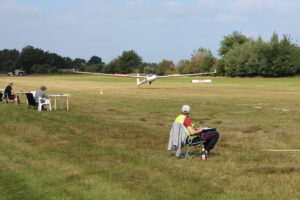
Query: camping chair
xmin=26 ymin=93 xmax=37 ymax=109
xmin=168 ymin=122 xmax=206 ymax=158
xmin=185 ymin=135 xmax=205 ymax=158
xmin=186 ymin=128 xmax=218 ymax=158
xmin=38 ymin=97 xmax=52 ymax=111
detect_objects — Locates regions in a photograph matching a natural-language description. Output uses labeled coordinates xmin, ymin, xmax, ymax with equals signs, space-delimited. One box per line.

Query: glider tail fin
xmin=136 ymin=74 xmax=141 ymax=86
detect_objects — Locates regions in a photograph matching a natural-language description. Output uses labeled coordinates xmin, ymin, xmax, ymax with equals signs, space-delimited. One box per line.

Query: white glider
xmin=73 ymin=69 xmax=216 ymax=86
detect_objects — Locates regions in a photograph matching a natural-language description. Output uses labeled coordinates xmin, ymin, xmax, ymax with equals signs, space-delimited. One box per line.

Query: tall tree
xmin=73 ymin=58 xmax=86 ymax=69
xmin=190 ymin=48 xmax=216 ymax=72
xmin=87 ymin=56 xmax=103 ymax=65
xmin=16 ymin=46 xmax=46 ymax=72
xmin=219 ymin=33 xmax=300 ymax=77
xmin=106 ymin=50 xmax=144 ymax=73
xmin=177 ymin=48 xmax=216 ymax=74
xmin=143 ymin=63 xmax=157 ymax=74
xmin=15 ymin=45 xmax=77 ymax=73
xmin=0 ymin=49 xmax=19 ymax=71
xmin=177 ymin=59 xmax=191 ymax=74
xmin=155 ymin=60 xmax=174 ymax=75
xmin=219 ymin=31 xmax=250 ymax=56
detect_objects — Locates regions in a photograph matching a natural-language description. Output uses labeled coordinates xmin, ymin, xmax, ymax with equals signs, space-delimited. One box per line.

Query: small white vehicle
xmin=14 ymin=69 xmax=26 ymax=76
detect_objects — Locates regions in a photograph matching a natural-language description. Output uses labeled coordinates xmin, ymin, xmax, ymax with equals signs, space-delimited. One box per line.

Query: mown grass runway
xmin=0 ymin=75 xmax=299 ymax=200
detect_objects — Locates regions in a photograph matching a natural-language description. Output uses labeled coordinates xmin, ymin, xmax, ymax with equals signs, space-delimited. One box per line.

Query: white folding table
xmin=14 ymin=91 xmax=30 ymax=104
xmin=49 ymin=94 xmax=70 ymax=111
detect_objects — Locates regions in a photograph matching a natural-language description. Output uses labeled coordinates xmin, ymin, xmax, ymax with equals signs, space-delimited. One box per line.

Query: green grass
xmin=0 ymin=75 xmax=300 ymax=200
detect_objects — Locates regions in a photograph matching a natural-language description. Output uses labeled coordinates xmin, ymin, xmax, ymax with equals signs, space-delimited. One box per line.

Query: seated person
xmin=175 ymin=105 xmax=219 ymax=154
xmin=34 ymin=85 xmax=49 ymax=103
xmin=4 ymin=81 xmax=18 ymax=103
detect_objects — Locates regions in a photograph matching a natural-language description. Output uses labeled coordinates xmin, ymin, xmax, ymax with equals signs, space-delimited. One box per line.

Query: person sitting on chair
xmin=175 ymin=105 xmax=219 ymax=154
xmin=34 ymin=85 xmax=49 ymax=103
xmin=4 ymin=81 xmax=18 ymax=103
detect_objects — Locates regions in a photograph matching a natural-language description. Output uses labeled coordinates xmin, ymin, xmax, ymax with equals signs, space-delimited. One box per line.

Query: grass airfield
xmin=0 ymin=75 xmax=299 ymax=200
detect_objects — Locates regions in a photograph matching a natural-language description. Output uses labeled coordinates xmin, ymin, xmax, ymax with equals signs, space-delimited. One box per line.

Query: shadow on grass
xmin=168 ymin=151 xmax=220 ymax=159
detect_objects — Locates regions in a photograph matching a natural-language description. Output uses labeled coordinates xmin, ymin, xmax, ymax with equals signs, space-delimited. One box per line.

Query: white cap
xmin=181 ymin=105 xmax=190 ymax=113
xmin=9 ymin=81 xmax=14 ymax=85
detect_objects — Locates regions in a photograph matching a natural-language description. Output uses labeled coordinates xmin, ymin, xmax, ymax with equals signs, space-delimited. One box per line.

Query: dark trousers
xmin=201 ymin=130 xmax=219 ymax=152
xmin=191 ymin=130 xmax=220 ymax=152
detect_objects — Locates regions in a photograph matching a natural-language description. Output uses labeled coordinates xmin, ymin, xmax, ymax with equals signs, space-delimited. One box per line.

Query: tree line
xmin=1 ymin=32 xmax=300 ymax=77
xmin=0 ymin=46 xmax=73 ymax=74
xmin=217 ymin=31 xmax=300 ymax=77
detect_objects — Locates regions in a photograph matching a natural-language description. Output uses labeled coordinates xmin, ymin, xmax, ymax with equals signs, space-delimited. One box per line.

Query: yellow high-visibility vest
xmin=175 ymin=114 xmax=190 ymax=135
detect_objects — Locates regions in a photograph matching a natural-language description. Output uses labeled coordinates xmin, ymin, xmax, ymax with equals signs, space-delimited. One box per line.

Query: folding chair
xmin=185 ymin=135 xmax=206 ymax=158
xmin=38 ymin=97 xmax=52 ymax=111
xmin=168 ymin=122 xmax=206 ymax=158
xmin=26 ymin=93 xmax=37 ymax=109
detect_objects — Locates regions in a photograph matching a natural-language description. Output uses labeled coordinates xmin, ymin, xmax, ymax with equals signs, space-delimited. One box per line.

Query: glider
xmin=73 ymin=69 xmax=216 ymax=86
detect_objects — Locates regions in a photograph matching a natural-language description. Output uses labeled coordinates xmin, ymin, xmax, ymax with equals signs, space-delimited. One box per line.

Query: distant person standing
xmin=4 ymin=81 xmax=18 ymax=103
xmin=34 ymin=85 xmax=49 ymax=103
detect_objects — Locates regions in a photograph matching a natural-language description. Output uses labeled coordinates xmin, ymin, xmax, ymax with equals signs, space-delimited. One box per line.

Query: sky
xmin=1 ymin=0 xmax=300 ymax=63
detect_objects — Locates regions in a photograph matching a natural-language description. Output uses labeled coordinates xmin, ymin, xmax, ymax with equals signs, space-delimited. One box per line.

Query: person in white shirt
xmin=34 ymin=85 xmax=49 ymax=103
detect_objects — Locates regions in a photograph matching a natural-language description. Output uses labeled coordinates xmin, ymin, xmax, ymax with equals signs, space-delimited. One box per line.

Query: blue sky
xmin=1 ymin=0 xmax=300 ymax=63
